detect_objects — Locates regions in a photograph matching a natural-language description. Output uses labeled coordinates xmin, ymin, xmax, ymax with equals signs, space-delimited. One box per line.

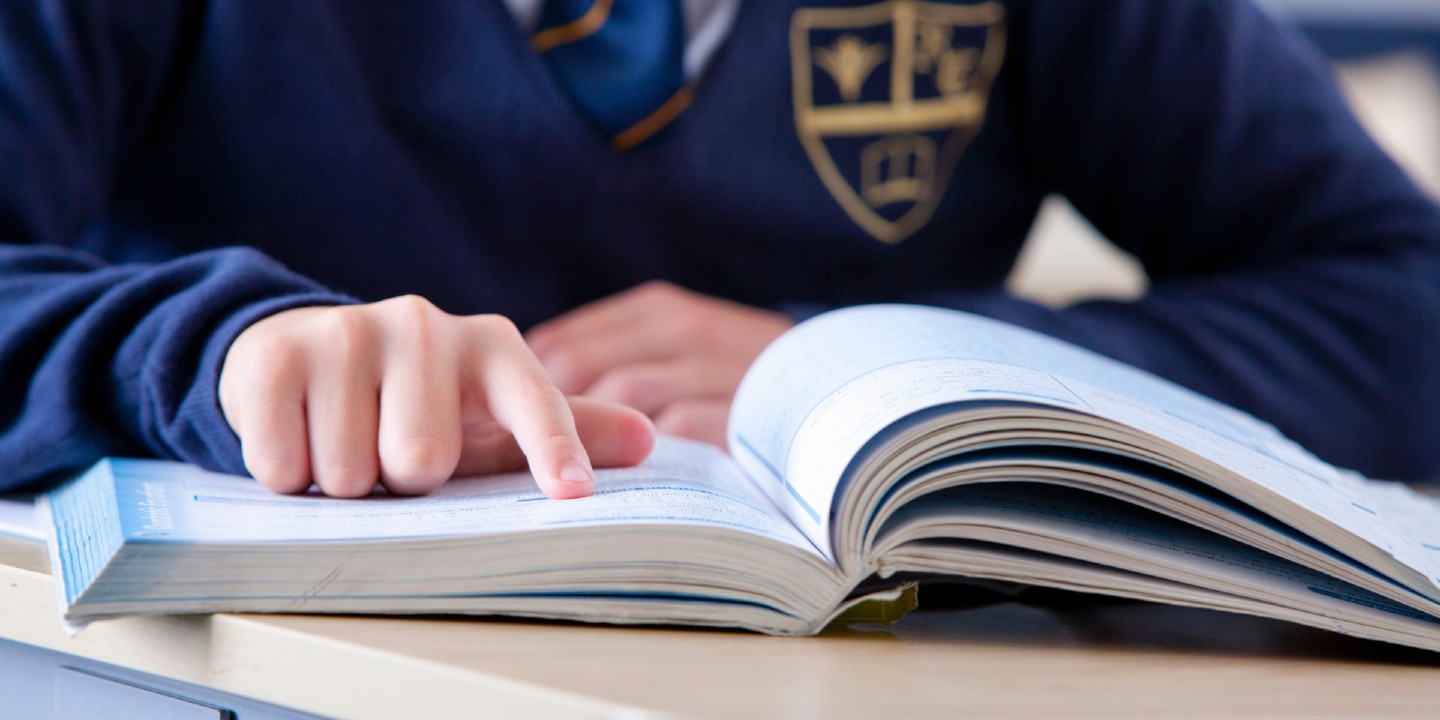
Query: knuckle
xmin=392 ymin=300 xmax=444 ymax=358
xmin=381 ymin=295 xmax=441 ymax=331
xmin=248 ymin=458 xmax=311 ymax=495
xmin=384 ymin=293 xmax=438 ymax=314
xmin=470 ymin=313 xmax=522 ymax=342
xmin=313 ymin=309 xmax=371 ymax=360
xmin=232 ymin=330 xmax=304 ymax=375
xmin=314 ymin=464 xmax=378 ymax=498
xmin=531 ymin=426 xmax=585 ymax=460
xmin=383 ymin=437 xmax=455 ymax=492
xmin=516 ymin=375 xmax=567 ymax=407
xmin=637 ymin=279 xmax=676 ymax=299
xmin=500 ymin=379 xmax=572 ymax=436
xmin=250 ymin=340 xmax=306 ymax=382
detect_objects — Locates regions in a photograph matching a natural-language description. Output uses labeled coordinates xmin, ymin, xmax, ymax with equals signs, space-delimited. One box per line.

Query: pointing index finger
xmin=468 ymin=316 xmax=595 ymax=499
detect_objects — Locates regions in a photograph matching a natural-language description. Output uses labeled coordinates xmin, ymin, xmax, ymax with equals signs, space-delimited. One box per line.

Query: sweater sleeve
xmin=0 ymin=3 xmax=353 ymax=491
xmin=897 ymin=0 xmax=1440 ymax=480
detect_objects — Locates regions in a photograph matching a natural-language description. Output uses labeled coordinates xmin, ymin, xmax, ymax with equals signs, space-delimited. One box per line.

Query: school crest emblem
xmin=791 ymin=1 xmax=1006 ymax=243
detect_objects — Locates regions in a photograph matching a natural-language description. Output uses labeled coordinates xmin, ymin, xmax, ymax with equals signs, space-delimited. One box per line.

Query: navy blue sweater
xmin=2 ymin=0 xmax=1439 ymax=489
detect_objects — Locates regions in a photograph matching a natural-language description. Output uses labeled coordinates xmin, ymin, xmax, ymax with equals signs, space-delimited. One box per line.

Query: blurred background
xmin=1008 ymin=0 xmax=1440 ymax=306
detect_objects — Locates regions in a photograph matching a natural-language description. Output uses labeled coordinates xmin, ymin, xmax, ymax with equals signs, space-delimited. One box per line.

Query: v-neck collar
xmin=491 ymin=0 xmax=753 ymax=151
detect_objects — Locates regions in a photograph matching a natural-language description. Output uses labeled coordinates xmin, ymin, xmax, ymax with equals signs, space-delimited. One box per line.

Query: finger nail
xmin=558 ymin=462 xmax=593 ymax=486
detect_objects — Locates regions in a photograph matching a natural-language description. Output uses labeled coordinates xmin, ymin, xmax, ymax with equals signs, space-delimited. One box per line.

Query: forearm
xmin=0 ymin=243 xmax=352 ymax=491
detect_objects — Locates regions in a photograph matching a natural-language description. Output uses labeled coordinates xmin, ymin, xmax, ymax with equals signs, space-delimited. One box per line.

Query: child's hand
xmin=527 ymin=282 xmax=792 ymax=449
xmin=218 ymin=295 xmax=655 ymax=498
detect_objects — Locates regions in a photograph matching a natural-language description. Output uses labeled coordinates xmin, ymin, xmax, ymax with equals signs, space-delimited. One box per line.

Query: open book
xmin=44 ymin=305 xmax=1440 ymax=649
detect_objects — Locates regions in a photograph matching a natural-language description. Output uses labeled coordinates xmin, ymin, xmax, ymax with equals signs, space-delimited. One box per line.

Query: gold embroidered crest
xmin=791 ymin=1 xmax=1006 ymax=243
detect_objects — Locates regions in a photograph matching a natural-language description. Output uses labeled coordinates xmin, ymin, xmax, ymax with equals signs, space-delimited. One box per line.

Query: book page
xmin=731 ymin=304 xmax=1125 ymax=551
xmin=101 ymin=437 xmax=816 ymax=553
xmin=881 ymin=483 xmax=1440 ymax=644
xmin=728 ymin=305 xmax=1440 ymax=590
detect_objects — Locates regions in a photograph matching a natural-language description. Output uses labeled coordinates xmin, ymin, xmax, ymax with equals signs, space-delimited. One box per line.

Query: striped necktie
xmin=531 ymin=0 xmax=691 ymax=151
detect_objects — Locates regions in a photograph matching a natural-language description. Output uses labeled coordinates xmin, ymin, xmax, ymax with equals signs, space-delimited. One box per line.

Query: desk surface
xmin=3 ymin=537 xmax=1439 ymax=719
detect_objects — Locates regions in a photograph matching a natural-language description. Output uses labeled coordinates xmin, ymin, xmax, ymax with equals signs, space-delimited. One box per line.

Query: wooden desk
xmin=3 ymin=536 xmax=1439 ymax=719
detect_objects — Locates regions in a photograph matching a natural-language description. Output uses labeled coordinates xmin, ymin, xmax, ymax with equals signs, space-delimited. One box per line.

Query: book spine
xmin=48 ymin=461 xmax=125 ymax=606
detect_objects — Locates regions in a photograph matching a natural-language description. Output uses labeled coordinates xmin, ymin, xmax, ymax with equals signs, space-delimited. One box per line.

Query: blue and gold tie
xmin=532 ymin=0 xmax=691 ymax=151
